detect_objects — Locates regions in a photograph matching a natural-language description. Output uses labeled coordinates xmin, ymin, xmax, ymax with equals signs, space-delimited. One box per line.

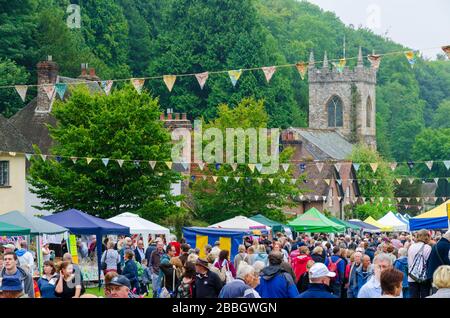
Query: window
xmin=327 ymin=96 xmax=343 ymax=127
xmin=366 ymin=96 xmax=372 ymax=128
xmin=0 ymin=161 xmax=9 ymax=186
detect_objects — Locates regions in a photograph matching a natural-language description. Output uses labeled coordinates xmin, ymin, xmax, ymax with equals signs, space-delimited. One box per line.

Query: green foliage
xmin=191 ymin=98 xmax=300 ymax=224
xmin=432 ymin=99 xmax=450 ymax=129
xmin=28 ymin=85 xmax=184 ymax=221
xmin=352 ymin=202 xmax=392 ymax=221
xmin=0 ymin=59 xmax=29 ymax=117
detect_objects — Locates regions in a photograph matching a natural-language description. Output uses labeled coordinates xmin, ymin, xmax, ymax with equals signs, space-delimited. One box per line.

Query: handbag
xmin=101 ymin=250 xmax=108 ymax=271
xmin=223 ymin=261 xmax=235 ymax=284
xmin=158 ymin=266 xmax=176 ymax=298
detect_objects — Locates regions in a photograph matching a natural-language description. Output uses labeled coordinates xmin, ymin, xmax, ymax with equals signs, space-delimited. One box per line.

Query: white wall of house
xmin=0 ymin=155 xmax=26 ymax=214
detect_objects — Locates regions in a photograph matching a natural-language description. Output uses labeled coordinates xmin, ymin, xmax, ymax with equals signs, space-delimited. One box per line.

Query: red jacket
xmin=291 ymin=254 xmax=312 ymax=282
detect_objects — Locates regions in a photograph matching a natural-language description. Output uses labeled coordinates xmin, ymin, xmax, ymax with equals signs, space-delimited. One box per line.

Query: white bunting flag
xmin=197 ymin=162 xmax=205 ymax=171
xmin=231 ymin=163 xmax=238 ymax=171
xmin=434 ymin=178 xmax=439 ymax=184
xmin=15 ymin=85 xmax=28 ymax=102
xmin=280 ymin=178 xmax=286 ymax=184
xmin=25 ymin=154 xmax=32 ymax=161
xmin=195 ymin=72 xmax=209 ymax=89
xmin=181 ymin=162 xmax=189 ymax=170
xmin=268 ymin=178 xmax=274 ymax=184
xmin=396 ymin=178 xmax=402 ymax=185
xmin=281 ymin=163 xmax=290 ymax=172
xmin=163 ymin=75 xmax=177 ymax=92
xmin=425 ymin=161 xmax=433 ymax=170
xmin=409 ymin=178 xmax=415 ymax=185
xmin=257 ymin=178 xmax=263 ymax=185
xmin=316 ymin=162 xmax=324 ymax=173
xmin=117 ymin=159 xmax=124 ymax=167
xmin=102 ymin=158 xmax=109 ymax=167
xmin=290 ymin=179 xmax=297 ymax=185
xmin=234 ymin=177 xmax=241 ymax=183
xmin=444 ymin=161 xmax=450 ymax=170
xmin=261 ymin=66 xmax=276 ymax=83
xmin=255 ymin=164 xmax=263 ymax=172
xmin=223 ymin=176 xmax=229 ymax=183
xmin=334 ymin=163 xmax=342 ymax=172
xmin=70 ymin=157 xmax=77 ymax=164
xmin=149 ymin=161 xmax=156 ymax=169
xmin=8 ymin=152 xmax=16 ymax=157
xmin=41 ymin=154 xmax=47 ymax=161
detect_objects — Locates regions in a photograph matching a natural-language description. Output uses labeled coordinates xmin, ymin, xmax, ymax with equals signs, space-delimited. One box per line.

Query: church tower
xmin=308 ymin=47 xmax=377 ymax=149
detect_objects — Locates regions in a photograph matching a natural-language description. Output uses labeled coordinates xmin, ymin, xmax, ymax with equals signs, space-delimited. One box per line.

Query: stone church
xmin=281 ymin=47 xmax=378 ymax=218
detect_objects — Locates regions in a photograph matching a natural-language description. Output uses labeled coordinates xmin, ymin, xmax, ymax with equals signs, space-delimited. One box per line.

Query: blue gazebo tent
xmin=347 ymin=219 xmax=381 ymax=233
xmin=43 ymin=209 xmax=130 ymax=284
xmin=409 ymin=200 xmax=450 ymax=231
xmin=183 ymin=227 xmax=252 ymax=260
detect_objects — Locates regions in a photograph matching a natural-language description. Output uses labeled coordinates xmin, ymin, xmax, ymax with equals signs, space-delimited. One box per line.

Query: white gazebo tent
xmin=209 ymin=215 xmax=271 ymax=231
xmin=377 ymin=212 xmax=408 ymax=232
xmin=107 ymin=212 xmax=170 ymax=248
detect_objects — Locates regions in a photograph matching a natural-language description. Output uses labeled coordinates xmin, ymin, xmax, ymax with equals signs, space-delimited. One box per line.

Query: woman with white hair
xmin=218 ymin=262 xmax=260 ymax=298
xmin=427 ymin=265 xmax=450 ymax=298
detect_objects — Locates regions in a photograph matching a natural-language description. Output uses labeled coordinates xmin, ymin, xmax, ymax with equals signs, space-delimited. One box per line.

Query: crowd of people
xmin=0 ymin=228 xmax=450 ymax=298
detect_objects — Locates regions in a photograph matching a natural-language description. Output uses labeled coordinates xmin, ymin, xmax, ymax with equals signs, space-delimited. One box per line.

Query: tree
xmin=191 ymin=98 xmax=301 ymax=224
xmin=0 ymin=59 xmax=29 ymax=117
xmin=432 ymin=99 xmax=450 ymax=129
xmin=348 ymin=144 xmax=395 ymax=219
xmin=28 ymin=85 xmax=184 ymax=221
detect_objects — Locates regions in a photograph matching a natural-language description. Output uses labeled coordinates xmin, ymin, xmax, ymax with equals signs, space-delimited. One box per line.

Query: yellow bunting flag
xmin=295 ymin=62 xmax=307 ymax=80
xmin=370 ymin=163 xmax=378 ymax=173
xmin=228 ymin=69 xmax=242 ymax=87
xmin=442 ymin=45 xmax=450 ymax=58
xmin=268 ymin=178 xmax=274 ymax=184
xmin=15 ymin=85 xmax=28 ymax=102
xmin=367 ymin=54 xmax=381 ymax=71
xmin=333 ymin=58 xmax=346 ymax=73
xmin=86 ymin=158 xmax=93 ymax=165
xmin=261 ymin=66 xmax=276 ymax=83
xmin=165 ymin=161 xmax=173 ymax=169
xmin=212 ymin=176 xmax=218 ymax=182
xmin=405 ymin=51 xmax=416 ymax=68
xmin=163 ymin=75 xmax=177 ymax=92
xmin=117 ymin=159 xmax=124 ymax=167
xmin=248 ymin=164 xmax=255 ymax=173
xmin=324 ymin=179 xmax=330 ymax=185
xmin=396 ymin=178 xmax=402 ymax=185
xmin=131 ymin=78 xmax=145 ymax=94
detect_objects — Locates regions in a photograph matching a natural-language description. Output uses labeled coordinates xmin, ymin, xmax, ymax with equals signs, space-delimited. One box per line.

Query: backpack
xmin=327 ymin=257 xmax=342 ymax=281
xmin=409 ymin=243 xmax=428 ymax=283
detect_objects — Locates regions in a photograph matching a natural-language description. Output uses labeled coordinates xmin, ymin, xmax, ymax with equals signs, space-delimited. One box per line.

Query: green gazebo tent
xmin=329 ymin=217 xmax=361 ymax=231
xmin=249 ymin=214 xmax=284 ymax=233
xmin=288 ymin=208 xmax=346 ymax=233
xmin=0 ymin=221 xmax=31 ymax=236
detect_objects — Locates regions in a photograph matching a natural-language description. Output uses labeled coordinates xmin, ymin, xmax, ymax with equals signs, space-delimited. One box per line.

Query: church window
xmin=327 ymin=96 xmax=343 ymax=127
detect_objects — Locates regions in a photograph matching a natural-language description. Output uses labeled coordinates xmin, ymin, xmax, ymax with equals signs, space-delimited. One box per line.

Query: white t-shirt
xmin=407 ymin=242 xmax=432 ymax=283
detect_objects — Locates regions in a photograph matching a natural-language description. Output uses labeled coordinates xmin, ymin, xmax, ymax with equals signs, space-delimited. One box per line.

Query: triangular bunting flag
xmin=40 ymin=154 xmax=47 ymax=161
xmin=212 ymin=176 xmax=218 ymax=182
xmin=396 ymin=178 xmax=402 ymax=185
xmin=396 ymin=198 xmax=402 ymax=203
xmin=443 ymin=161 xmax=450 ymax=170
xmin=337 ymin=196 xmax=342 ymax=201
xmin=406 ymin=198 xmax=411 ymax=202
xmin=134 ymin=160 xmax=141 ymax=167
xmin=405 ymin=51 xmax=416 ymax=68
xmin=281 ymin=163 xmax=289 ymax=172
xmin=425 ymin=161 xmax=433 ymax=170
xmin=334 ymin=163 xmax=342 ymax=172
xmin=336 ymin=179 xmax=342 ymax=185
xmin=131 ymin=78 xmax=145 ymax=94
xmin=86 ymin=158 xmax=93 ymax=165
xmin=163 ymin=75 xmax=177 ymax=92
xmin=316 ymin=162 xmax=324 ymax=173
xmin=228 ymin=69 xmax=242 ymax=87
xmin=367 ymin=54 xmax=381 ymax=71
xmin=149 ymin=161 xmax=156 ymax=169
xmin=223 ymin=176 xmax=229 ymax=183
xmin=102 ymin=158 xmax=109 ymax=167
xmin=380 ymin=197 xmax=384 ymax=203
xmin=197 ymin=162 xmax=205 ymax=171
xmin=322 ymin=196 xmax=327 ymax=201
xmin=234 ymin=177 xmax=240 ymax=183
xmin=231 ymin=163 xmax=238 ymax=171
xmin=390 ymin=162 xmax=397 ymax=171
xmin=257 ymin=178 xmax=263 ymax=185
xmin=195 ymin=72 xmax=209 ymax=90
xmin=55 ymin=83 xmax=67 ymax=100
xmin=268 ymin=178 xmax=274 ymax=184
xmin=290 ymin=179 xmax=297 ymax=185
xmin=181 ymin=162 xmax=189 ymax=170
xmin=313 ymin=179 xmax=319 ymax=186
xmin=15 ymin=85 xmax=28 ymax=102
xmin=43 ymin=85 xmax=55 ymax=100
xmin=202 ymin=175 xmax=207 ymax=181
xmin=370 ymin=163 xmax=378 ymax=173
xmin=373 ymin=180 xmax=378 ymax=185
xmin=248 ymin=164 xmax=255 ymax=173
xmin=70 ymin=157 xmax=77 ymax=164
xmin=409 ymin=178 xmax=415 ymax=185
xmin=101 ymin=80 xmax=114 ymax=95
xmin=353 ymin=163 xmax=360 ymax=171
xmin=25 ymin=153 xmax=32 ymax=161
xmin=295 ymin=62 xmax=307 ymax=80
xmin=255 ymin=164 xmax=263 ymax=173
xmin=434 ymin=178 xmax=439 ymax=184
xmin=333 ymin=58 xmax=346 ymax=73
xmin=280 ymin=178 xmax=286 ymax=184
xmin=442 ymin=45 xmax=450 ymax=58
xmin=261 ymin=66 xmax=276 ymax=83
xmin=314 ymin=195 xmax=319 ymax=201
xmin=165 ymin=161 xmax=173 ymax=169
xmin=324 ymin=179 xmax=331 ymax=185
xmin=416 ymin=197 xmax=421 ymax=203
xmin=117 ymin=159 xmax=124 ymax=167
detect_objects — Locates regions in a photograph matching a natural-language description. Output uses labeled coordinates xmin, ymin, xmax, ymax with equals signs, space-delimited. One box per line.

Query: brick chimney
xmin=36 ymin=56 xmax=58 ymax=113
xmin=78 ymin=63 xmax=100 ymax=81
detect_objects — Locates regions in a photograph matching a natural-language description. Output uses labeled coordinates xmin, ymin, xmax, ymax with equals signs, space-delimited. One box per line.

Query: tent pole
xmin=97 ymin=234 xmax=103 ymax=290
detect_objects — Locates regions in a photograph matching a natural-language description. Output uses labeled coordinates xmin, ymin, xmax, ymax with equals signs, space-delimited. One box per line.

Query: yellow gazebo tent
xmin=364 ymin=216 xmax=393 ymax=232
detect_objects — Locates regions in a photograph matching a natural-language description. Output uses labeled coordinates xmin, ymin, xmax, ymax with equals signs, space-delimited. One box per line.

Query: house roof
xmin=287 ymin=128 xmax=353 ymax=160
xmin=0 ymin=114 xmax=33 ymax=153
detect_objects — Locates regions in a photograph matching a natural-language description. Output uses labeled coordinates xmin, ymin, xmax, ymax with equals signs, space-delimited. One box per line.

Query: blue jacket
xmin=37 ymin=275 xmax=57 ymax=298
xmin=122 ymin=259 xmax=138 ymax=283
xmin=354 ymin=264 xmax=373 ymax=295
xmin=393 ymin=257 xmax=409 ymax=288
xmin=324 ymin=255 xmax=346 ymax=284
xmin=296 ymin=284 xmax=337 ymax=298
xmin=219 ymin=279 xmax=256 ymax=298
xmin=255 ymin=265 xmax=299 ymax=298
xmin=426 ymin=238 xmax=450 ymax=279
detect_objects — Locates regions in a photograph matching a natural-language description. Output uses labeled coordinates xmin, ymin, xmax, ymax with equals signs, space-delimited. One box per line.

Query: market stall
xmin=107 ymin=212 xmax=170 ymax=249
xmin=0 ymin=221 xmax=30 ymax=236
xmin=377 ymin=211 xmax=409 ymax=232
xmin=43 ymin=209 xmax=130 ymax=285
xmin=287 ymin=208 xmax=345 ymax=233
xmin=183 ymin=226 xmax=253 ymax=259
xmin=364 ymin=216 xmax=393 ymax=232
xmin=249 ymin=214 xmax=284 ymax=233
xmin=209 ymin=215 xmax=271 ymax=234
xmin=347 ymin=219 xmax=381 ymax=233
xmin=329 ymin=216 xmax=361 ymax=231
xmin=409 ymin=200 xmax=450 ymax=231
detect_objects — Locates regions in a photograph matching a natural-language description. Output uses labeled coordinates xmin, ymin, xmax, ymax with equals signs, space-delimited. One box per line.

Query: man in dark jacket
xmin=426 ymin=231 xmax=450 ymax=282
xmin=0 ymin=252 xmax=34 ymax=298
xmin=149 ymin=240 xmax=165 ymax=298
xmin=297 ymin=262 xmax=337 ymax=298
xmin=324 ymin=246 xmax=345 ymax=297
xmin=194 ymin=258 xmax=223 ymax=298
xmin=255 ymin=252 xmax=299 ymax=298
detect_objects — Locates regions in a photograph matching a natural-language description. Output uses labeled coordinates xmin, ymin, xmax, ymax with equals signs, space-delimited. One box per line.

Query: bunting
xmin=70 ymin=157 xmax=77 ymax=164
xmin=443 ymin=45 xmax=450 ymax=59
xmin=370 ymin=163 xmax=378 ymax=173
xmin=333 ymin=58 xmax=346 ymax=73
xmin=334 ymin=163 xmax=342 ymax=172
xmin=261 ymin=66 xmax=276 ymax=83
xmin=163 ymin=75 xmax=177 ymax=92
xmin=257 ymin=178 xmax=263 ymax=185
xmin=181 ymin=162 xmax=189 ymax=170
xmin=316 ymin=162 xmax=324 ymax=173
xmin=444 ymin=161 xmax=450 ymax=170
xmin=102 ymin=158 xmax=109 ymax=167
xmin=117 ymin=159 xmax=124 ymax=167
xmin=228 ymin=70 xmax=242 ymax=87
xmin=234 ymin=177 xmax=241 ymax=183
xmin=367 ymin=54 xmax=381 ymax=71
xmin=248 ymin=163 xmax=255 ymax=173
xmin=255 ymin=164 xmax=263 ymax=173
xmin=165 ymin=161 xmax=173 ymax=169
xmin=223 ymin=176 xmax=229 ymax=183
xmin=405 ymin=51 xmax=416 ymax=68
xmin=25 ymin=153 xmax=32 ymax=161
xmin=281 ymin=163 xmax=290 ymax=172
xmin=131 ymin=78 xmax=145 ymax=94
xmin=353 ymin=163 xmax=360 ymax=171
xmin=268 ymin=178 xmax=274 ymax=184
xmin=86 ymin=158 xmax=93 ymax=165
xmin=295 ymin=62 xmax=307 ymax=80
xmin=231 ymin=163 xmax=238 ymax=172
xmin=197 ymin=162 xmax=205 ymax=171
xmin=43 ymin=85 xmax=55 ymax=100
xmin=212 ymin=176 xmax=218 ymax=182
xmin=101 ymin=80 xmax=114 ymax=95
xmin=425 ymin=161 xmax=433 ymax=170
xmin=390 ymin=162 xmax=397 ymax=171
xmin=55 ymin=83 xmax=67 ymax=100
xmin=149 ymin=161 xmax=156 ymax=169
xmin=195 ymin=72 xmax=209 ymax=90
xmin=14 ymin=85 xmax=28 ymax=102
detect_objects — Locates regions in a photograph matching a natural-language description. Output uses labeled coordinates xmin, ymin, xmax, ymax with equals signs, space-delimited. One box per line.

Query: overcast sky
xmin=306 ymin=0 xmax=449 ymax=59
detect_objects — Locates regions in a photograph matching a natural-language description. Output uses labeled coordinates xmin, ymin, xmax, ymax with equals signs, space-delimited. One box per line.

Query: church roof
xmin=0 ymin=114 xmax=33 ymax=153
xmin=287 ymin=128 xmax=353 ymax=160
